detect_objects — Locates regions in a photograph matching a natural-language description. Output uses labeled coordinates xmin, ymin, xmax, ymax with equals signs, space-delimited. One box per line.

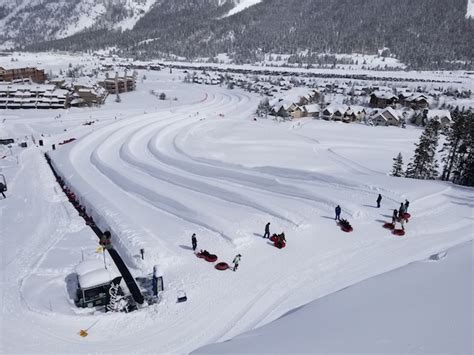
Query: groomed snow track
xmin=44 ymin=153 xmax=145 ymax=305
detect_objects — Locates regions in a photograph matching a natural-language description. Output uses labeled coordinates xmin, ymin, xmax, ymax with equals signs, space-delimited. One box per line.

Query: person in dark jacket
xmin=263 ymin=222 xmax=271 ymax=239
xmin=0 ymin=182 xmax=5 ymax=198
xmin=376 ymin=194 xmax=382 ymax=208
xmin=392 ymin=209 xmax=398 ymax=225
xmin=335 ymin=205 xmax=342 ymax=221
xmin=404 ymin=199 xmax=410 ymax=213
xmin=399 ymin=203 xmax=405 ymax=217
xmin=191 ymin=233 xmax=197 ymax=251
xmin=233 ymin=254 xmax=242 ymax=271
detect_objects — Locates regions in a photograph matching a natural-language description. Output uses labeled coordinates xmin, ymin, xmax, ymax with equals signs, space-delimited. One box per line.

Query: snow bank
xmin=195 ymin=242 xmax=473 ymax=354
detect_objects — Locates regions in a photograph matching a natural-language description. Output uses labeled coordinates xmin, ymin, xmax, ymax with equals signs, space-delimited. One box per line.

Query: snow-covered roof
xmin=303 ymin=104 xmax=321 ymax=113
xmin=75 ymin=259 xmax=105 ymax=277
xmin=323 ymin=104 xmax=349 ymax=115
xmin=426 ymin=110 xmax=451 ymax=121
xmin=79 ymin=268 xmax=120 ymax=289
xmin=371 ymin=90 xmax=398 ymax=100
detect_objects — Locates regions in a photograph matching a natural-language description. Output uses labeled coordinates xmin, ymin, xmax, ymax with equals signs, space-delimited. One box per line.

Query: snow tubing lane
xmin=215 ymin=262 xmax=229 ymax=270
xmin=205 ymin=254 xmax=218 ymax=263
xmin=383 ymin=223 xmax=395 ymax=230
xmin=393 ymin=229 xmax=405 ymax=236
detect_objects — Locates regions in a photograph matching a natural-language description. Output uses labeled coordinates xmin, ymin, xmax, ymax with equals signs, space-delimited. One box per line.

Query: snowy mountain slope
xmin=0 ymin=0 xmax=156 ymax=47
xmin=468 ymin=0 xmax=474 ymax=18
xmin=223 ymin=0 xmax=263 ymax=17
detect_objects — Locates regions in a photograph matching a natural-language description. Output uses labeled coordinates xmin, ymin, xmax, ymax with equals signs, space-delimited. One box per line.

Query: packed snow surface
xmin=196 ymin=241 xmax=473 ymax=354
xmin=1 ymin=68 xmax=473 ymax=354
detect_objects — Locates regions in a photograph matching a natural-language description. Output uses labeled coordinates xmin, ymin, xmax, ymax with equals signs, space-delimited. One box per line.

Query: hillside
xmin=7 ymin=0 xmax=474 ymax=69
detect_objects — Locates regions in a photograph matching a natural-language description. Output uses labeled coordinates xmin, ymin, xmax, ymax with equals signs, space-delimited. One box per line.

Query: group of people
xmin=392 ymin=200 xmax=410 ymax=230
xmin=191 ymin=233 xmax=241 ymax=271
xmin=263 ymin=222 xmax=286 ymax=244
xmin=335 ymin=196 xmax=411 ymax=230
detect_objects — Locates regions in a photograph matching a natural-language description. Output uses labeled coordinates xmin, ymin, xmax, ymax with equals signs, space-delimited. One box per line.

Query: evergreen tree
xmin=440 ymin=108 xmax=466 ymax=181
xmin=453 ymin=111 xmax=474 ymax=186
xmin=406 ymin=120 xmax=441 ymax=180
xmin=391 ymin=152 xmax=404 ymax=177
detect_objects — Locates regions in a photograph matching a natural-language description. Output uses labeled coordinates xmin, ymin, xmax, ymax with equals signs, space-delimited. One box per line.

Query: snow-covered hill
xmin=223 ymin=0 xmax=263 ymax=17
xmin=0 ymin=0 xmax=156 ymax=48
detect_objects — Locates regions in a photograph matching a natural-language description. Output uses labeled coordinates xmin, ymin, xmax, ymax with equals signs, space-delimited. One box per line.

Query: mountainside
xmin=7 ymin=0 xmax=474 ymax=70
xmin=0 ymin=0 xmax=156 ymax=48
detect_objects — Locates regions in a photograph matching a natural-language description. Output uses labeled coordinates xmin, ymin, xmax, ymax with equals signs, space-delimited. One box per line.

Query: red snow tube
xmin=215 ymin=262 xmax=229 ymax=270
xmin=341 ymin=226 xmax=353 ymax=233
xmin=383 ymin=223 xmax=395 ymax=230
xmin=274 ymin=241 xmax=286 ymax=249
xmin=393 ymin=229 xmax=405 ymax=236
xmin=205 ymin=254 xmax=218 ymax=262
xmin=270 ymin=234 xmax=278 ymax=242
xmin=196 ymin=252 xmax=206 ymax=259
xmin=402 ymin=213 xmax=411 ymax=219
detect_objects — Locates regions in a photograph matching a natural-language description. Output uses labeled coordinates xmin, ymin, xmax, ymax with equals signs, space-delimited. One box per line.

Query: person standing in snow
xmin=392 ymin=209 xmax=398 ymax=225
xmin=233 ymin=254 xmax=242 ymax=272
xmin=263 ymin=222 xmax=271 ymax=239
xmin=404 ymin=199 xmax=410 ymax=213
xmin=191 ymin=233 xmax=197 ymax=252
xmin=376 ymin=194 xmax=382 ymax=208
xmin=400 ymin=217 xmax=405 ymax=231
xmin=335 ymin=205 xmax=342 ymax=221
xmin=398 ymin=203 xmax=405 ymax=217
xmin=0 ymin=182 xmax=6 ymax=199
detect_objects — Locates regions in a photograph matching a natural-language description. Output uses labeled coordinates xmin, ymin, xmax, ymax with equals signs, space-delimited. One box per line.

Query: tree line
xmin=392 ymin=108 xmax=474 ymax=187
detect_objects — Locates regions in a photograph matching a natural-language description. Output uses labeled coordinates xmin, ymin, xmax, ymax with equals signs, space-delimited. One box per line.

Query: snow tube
xmin=205 ymin=254 xmax=218 ymax=262
xmin=215 ymin=262 xmax=229 ymax=270
xmin=270 ymin=234 xmax=278 ymax=242
xmin=274 ymin=241 xmax=286 ymax=249
xmin=393 ymin=229 xmax=405 ymax=236
xmin=402 ymin=213 xmax=411 ymax=219
xmin=196 ymin=252 xmax=206 ymax=259
xmin=341 ymin=226 xmax=353 ymax=233
xmin=383 ymin=223 xmax=395 ymax=230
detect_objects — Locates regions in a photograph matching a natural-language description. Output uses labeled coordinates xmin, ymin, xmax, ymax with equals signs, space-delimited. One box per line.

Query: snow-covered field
xmin=196 ymin=241 xmax=473 ymax=354
xmin=1 ymin=62 xmax=473 ymax=354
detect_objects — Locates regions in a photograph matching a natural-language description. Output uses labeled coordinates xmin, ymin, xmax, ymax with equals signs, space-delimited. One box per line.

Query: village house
xmin=0 ymin=66 xmax=46 ymax=84
xmin=322 ymin=104 xmax=349 ymax=121
xmin=417 ymin=109 xmax=452 ymax=128
xmin=369 ymin=91 xmax=398 ymax=108
xmin=372 ymin=108 xmax=402 ymax=126
xmin=303 ymin=104 xmax=321 ymax=118
xmin=344 ymin=106 xmax=366 ymax=123
xmin=403 ymin=93 xmax=431 ymax=110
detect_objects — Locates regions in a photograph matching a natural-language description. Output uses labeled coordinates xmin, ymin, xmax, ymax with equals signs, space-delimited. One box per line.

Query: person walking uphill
xmin=404 ymin=199 xmax=410 ymax=213
xmin=335 ymin=205 xmax=342 ymax=221
xmin=191 ymin=233 xmax=197 ymax=252
xmin=376 ymin=194 xmax=382 ymax=208
xmin=263 ymin=222 xmax=271 ymax=239
xmin=233 ymin=254 xmax=242 ymax=271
